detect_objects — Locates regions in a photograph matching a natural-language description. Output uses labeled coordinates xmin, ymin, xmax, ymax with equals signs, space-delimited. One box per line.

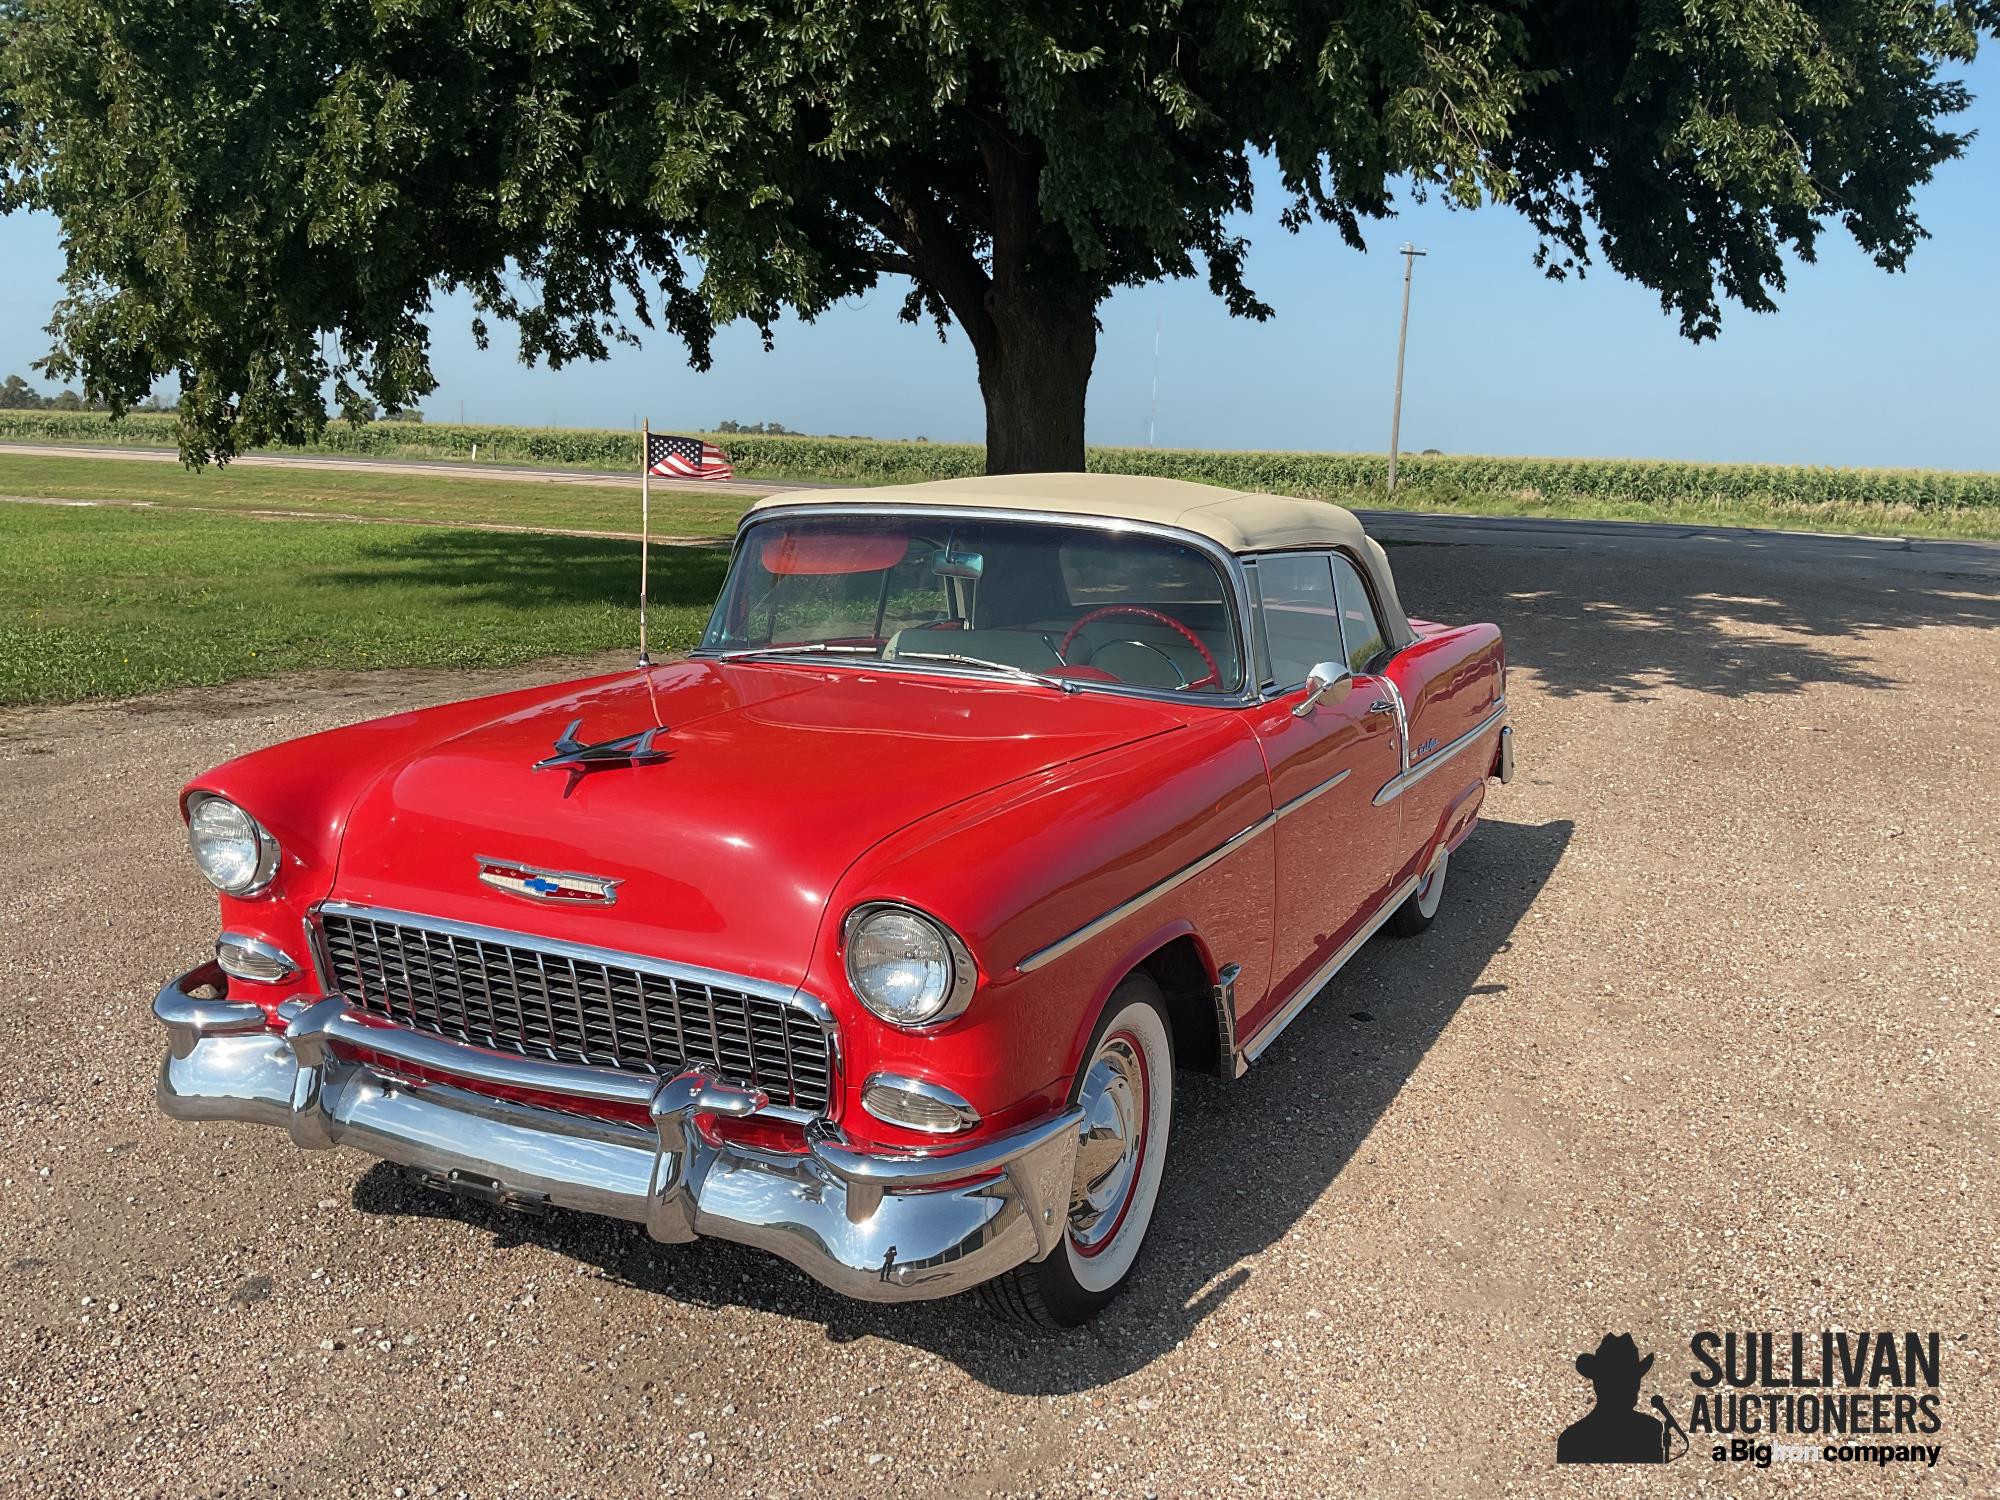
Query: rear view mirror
xmin=1292 ymin=660 xmax=1352 ymax=717
xmin=932 ymin=548 xmax=984 ymax=580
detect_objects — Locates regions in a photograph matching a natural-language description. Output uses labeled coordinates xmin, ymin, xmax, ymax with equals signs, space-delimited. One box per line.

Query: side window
xmin=1331 ymin=552 xmax=1388 ymax=674
xmin=1254 ymin=554 xmax=1341 ymax=691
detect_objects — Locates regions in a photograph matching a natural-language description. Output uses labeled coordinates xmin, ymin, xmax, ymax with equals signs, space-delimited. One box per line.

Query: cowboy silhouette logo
xmin=1557 ymin=1333 xmax=1684 ymax=1464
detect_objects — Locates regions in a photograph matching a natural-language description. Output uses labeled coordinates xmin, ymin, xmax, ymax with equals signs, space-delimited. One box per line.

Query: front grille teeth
xmin=317 ymin=910 xmax=832 ymax=1113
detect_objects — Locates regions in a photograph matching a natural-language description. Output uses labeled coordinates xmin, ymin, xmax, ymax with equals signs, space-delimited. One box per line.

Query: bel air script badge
xmin=475 ymin=856 xmax=622 ymax=906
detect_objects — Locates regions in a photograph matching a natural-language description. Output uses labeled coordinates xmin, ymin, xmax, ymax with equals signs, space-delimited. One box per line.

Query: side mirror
xmin=1292 ymin=661 xmax=1352 ymax=718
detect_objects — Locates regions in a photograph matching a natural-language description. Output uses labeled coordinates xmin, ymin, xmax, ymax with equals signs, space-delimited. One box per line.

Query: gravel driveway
xmin=2 ymin=524 xmax=1994 ymax=1496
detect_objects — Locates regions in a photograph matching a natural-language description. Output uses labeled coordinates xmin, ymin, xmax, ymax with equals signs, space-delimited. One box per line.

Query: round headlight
xmin=187 ymin=794 xmax=280 ymax=895
xmin=843 ymin=904 xmax=975 ymax=1027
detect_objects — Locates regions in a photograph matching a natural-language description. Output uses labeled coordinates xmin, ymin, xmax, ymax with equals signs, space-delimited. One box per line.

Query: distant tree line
xmin=714 ymin=419 xmax=918 ymax=442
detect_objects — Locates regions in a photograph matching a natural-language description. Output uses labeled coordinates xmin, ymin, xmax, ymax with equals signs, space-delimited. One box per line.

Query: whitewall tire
xmin=1387 ymin=844 xmax=1448 ymax=937
xmin=977 ymin=972 xmax=1174 ymax=1326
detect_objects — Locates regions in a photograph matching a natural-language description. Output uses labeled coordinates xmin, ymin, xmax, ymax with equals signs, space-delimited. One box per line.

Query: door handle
xmin=1367 ymin=699 xmax=1395 ymax=715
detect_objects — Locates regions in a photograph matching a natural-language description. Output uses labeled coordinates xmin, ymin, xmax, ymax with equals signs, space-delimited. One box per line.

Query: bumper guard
xmin=155 ymin=965 xmax=1080 ymax=1302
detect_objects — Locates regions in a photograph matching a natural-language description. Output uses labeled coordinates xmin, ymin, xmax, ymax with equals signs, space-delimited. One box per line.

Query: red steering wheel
xmin=1060 ymin=606 xmax=1220 ymax=690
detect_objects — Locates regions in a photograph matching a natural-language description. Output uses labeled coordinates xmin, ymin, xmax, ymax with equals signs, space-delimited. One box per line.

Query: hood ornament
xmin=533 ymin=718 xmax=670 ymax=776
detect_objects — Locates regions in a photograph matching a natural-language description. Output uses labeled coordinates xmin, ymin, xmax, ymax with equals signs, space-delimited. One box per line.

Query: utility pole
xmin=1147 ymin=306 xmax=1162 ymax=447
xmin=1386 ymin=243 xmax=1426 ymax=495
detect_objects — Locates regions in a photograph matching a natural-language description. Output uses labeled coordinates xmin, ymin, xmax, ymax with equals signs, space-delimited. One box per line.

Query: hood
xmin=328 ymin=658 xmax=1187 ymax=991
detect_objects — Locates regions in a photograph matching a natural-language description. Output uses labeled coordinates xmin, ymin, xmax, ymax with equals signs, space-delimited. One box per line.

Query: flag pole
xmin=637 ymin=418 xmax=652 ymax=668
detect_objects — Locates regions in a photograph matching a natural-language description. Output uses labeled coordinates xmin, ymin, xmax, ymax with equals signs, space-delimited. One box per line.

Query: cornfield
xmin=3 ymin=409 xmax=1994 ymax=512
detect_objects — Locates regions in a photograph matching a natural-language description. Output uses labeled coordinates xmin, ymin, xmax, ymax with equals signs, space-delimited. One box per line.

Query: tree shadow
xmin=1392 ymin=537 xmax=1999 ymax=704
xmin=350 ymin=814 xmax=1572 ymax=1392
xmin=305 ymin=529 xmax=729 ymax=611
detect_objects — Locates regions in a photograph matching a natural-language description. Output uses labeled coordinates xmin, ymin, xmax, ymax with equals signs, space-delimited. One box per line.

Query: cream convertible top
xmin=746 ymin=472 xmax=1415 ymax=652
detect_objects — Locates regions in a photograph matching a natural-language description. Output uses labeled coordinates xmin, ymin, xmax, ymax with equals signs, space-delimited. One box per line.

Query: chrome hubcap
xmin=1068 ymin=1034 xmax=1146 ymax=1253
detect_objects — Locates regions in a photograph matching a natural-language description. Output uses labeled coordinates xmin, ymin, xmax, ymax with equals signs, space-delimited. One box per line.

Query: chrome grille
xmin=317 ymin=908 xmax=832 ymax=1112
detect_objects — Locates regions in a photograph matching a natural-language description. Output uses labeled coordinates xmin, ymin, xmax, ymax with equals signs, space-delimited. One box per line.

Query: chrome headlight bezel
xmin=841 ymin=902 xmax=977 ymax=1028
xmin=186 ymin=792 xmax=282 ymax=896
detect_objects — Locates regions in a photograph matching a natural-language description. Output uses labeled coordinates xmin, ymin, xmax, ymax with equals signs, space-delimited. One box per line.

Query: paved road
xmin=1 ymin=518 xmax=1995 ymax=1495
xmin=0 ymin=440 xmax=824 ymax=499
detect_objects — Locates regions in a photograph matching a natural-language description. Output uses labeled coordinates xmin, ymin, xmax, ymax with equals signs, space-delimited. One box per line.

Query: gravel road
xmin=2 ymin=523 xmax=1994 ymax=1496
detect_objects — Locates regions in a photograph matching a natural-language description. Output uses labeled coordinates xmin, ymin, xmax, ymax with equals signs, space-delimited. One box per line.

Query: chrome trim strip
xmin=1239 ymin=871 xmax=1423 ymax=1065
xmin=1371 ymin=699 xmax=1508 ymax=806
xmin=1274 ymin=767 xmax=1350 ymax=819
xmin=215 ymin=933 xmax=299 ymax=983
xmin=860 ymin=1073 xmax=981 ymax=1135
xmin=710 ymin=503 xmax=1260 ymax=708
xmin=290 ymin=997 xmax=665 ymax=1109
xmin=1014 ymin=814 xmax=1277 ymax=974
xmin=1015 ymin=766 xmax=1351 ymax=978
xmin=1379 ymin=674 xmax=1412 ymax=774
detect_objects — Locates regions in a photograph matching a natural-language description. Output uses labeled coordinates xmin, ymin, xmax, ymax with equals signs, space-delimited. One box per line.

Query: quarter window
xmin=1330 ymin=552 xmax=1388 ymax=674
xmin=1254 ymin=554 xmax=1341 ymax=691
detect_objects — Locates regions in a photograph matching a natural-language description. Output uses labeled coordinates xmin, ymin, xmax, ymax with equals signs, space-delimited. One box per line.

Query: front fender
xmin=806 ymin=710 xmax=1273 ymax=1150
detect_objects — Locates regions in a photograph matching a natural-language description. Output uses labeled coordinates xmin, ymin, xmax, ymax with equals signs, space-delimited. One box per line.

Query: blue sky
xmin=2 ymin=50 xmax=1995 ymax=470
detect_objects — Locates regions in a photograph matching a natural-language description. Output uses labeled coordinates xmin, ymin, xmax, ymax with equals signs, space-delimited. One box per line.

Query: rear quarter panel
xmin=1386 ymin=621 xmax=1507 ymax=878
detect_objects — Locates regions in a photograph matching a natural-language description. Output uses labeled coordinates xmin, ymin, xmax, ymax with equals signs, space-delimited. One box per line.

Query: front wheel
xmin=977 ymin=973 xmax=1174 ymax=1328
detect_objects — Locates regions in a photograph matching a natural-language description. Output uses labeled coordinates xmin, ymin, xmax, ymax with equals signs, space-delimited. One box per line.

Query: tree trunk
xmin=974 ymin=292 xmax=1097 ymax=475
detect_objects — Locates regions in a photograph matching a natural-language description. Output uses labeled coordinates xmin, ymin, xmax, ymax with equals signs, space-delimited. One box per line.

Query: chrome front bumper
xmin=154 ymin=965 xmax=1081 ymax=1302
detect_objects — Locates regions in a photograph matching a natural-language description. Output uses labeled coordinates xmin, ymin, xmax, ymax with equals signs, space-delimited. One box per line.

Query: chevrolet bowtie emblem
xmin=475 ymin=856 xmax=623 ymax=905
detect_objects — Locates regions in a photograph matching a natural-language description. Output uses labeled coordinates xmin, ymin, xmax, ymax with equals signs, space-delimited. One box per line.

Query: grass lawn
xmin=0 ymin=452 xmax=756 ymax=537
xmin=0 ymin=505 xmax=727 ymax=706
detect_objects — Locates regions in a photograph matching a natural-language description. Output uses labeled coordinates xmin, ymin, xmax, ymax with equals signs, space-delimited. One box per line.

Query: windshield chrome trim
xmin=700 ymin=504 xmax=1261 ymax=708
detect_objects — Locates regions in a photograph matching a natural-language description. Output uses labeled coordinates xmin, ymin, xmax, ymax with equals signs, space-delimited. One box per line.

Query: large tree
xmin=1 ymin=1 xmax=1993 ymax=470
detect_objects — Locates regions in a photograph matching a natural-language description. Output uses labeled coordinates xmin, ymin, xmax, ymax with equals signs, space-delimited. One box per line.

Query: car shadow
xmin=349 ymin=814 xmax=1572 ymax=1392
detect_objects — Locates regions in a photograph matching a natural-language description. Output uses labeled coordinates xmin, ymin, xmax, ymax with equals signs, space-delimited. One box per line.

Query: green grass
xmin=0 ymin=451 xmax=754 ymax=535
xmin=0 ymin=505 xmax=726 ymax=706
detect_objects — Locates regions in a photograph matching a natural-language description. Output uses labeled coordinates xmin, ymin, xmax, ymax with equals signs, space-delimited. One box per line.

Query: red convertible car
xmin=155 ymin=474 xmax=1512 ymax=1326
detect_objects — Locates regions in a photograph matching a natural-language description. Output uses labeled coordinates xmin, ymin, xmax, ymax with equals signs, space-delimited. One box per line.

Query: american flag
xmin=647 ymin=432 xmax=735 ymax=482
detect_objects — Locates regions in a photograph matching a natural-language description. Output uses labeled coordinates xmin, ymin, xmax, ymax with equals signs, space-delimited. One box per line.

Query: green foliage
xmin=4 ymin=410 xmax=1995 ymax=515
xmin=2 ymin=1 xmax=1993 ymax=468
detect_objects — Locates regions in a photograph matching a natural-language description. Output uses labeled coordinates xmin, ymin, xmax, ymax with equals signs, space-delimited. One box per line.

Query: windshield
xmin=698 ymin=514 xmax=1245 ymax=694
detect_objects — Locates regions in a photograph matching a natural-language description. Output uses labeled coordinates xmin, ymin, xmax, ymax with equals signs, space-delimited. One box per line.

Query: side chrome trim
xmin=1274 ymin=767 xmax=1350 ymax=820
xmin=1371 ymin=700 xmax=1508 ymax=807
xmin=1238 ymin=871 xmax=1423 ymax=1066
xmin=1014 ymin=815 xmax=1276 ymax=974
xmin=1379 ymin=673 xmax=1412 ymax=774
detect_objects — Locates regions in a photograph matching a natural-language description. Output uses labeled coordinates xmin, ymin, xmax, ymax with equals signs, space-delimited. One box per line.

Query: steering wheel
xmin=1060 ymin=606 xmax=1220 ymax=690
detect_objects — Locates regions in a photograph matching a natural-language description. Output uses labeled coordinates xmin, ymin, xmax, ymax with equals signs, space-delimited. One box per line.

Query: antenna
xmin=637 ymin=419 xmax=652 ymax=668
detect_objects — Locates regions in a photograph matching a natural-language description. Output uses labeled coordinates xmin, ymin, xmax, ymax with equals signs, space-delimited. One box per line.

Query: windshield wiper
xmin=891 ymin=650 xmax=1081 ymax=694
xmin=710 ymin=643 xmax=881 ymax=661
